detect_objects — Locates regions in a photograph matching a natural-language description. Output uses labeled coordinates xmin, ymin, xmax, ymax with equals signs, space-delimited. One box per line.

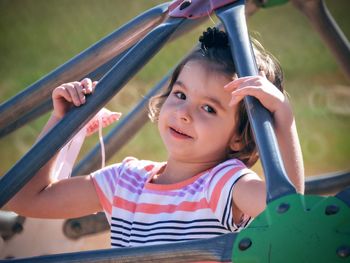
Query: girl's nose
xmin=176 ymin=105 xmax=192 ymax=123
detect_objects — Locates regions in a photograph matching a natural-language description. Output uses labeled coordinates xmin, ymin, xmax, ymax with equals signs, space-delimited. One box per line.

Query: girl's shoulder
xmin=91 ymin=157 xmax=164 ymax=179
xmin=118 ymin=156 xmax=165 ymax=175
xmin=205 ymin=158 xmax=255 ymax=185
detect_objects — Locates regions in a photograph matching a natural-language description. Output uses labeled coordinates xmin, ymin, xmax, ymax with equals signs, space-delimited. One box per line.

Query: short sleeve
xmin=206 ymin=159 xmax=253 ymax=232
xmin=91 ymin=157 xmax=136 ymax=223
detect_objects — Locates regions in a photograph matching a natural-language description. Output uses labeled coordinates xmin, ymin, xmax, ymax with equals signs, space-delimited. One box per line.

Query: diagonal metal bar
xmin=0 ymin=3 xmax=169 ymax=138
xmin=0 ymin=13 xmax=207 ymax=138
xmin=216 ymin=0 xmax=296 ymax=203
xmin=0 ymin=17 xmax=185 ymax=208
xmin=290 ymin=0 xmax=350 ymax=79
xmin=0 ymin=232 xmax=237 ymax=263
xmin=72 ymin=73 xmax=170 ymax=176
xmin=0 ymin=48 xmax=130 ymax=138
xmin=305 ymin=170 xmax=350 ymax=195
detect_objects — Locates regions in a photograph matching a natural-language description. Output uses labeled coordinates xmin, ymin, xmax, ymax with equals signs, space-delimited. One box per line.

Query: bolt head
xmin=179 ymin=0 xmax=191 ymax=10
xmin=72 ymin=221 xmax=82 ymax=233
xmin=239 ymin=238 xmax=252 ymax=251
xmin=337 ymin=245 xmax=350 ymax=258
xmin=325 ymin=204 xmax=339 ymax=215
xmin=277 ymin=203 xmax=290 ymax=213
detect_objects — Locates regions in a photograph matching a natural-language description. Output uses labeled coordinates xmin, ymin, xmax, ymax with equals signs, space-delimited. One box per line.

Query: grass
xmin=0 ymin=0 xmax=349 ymax=177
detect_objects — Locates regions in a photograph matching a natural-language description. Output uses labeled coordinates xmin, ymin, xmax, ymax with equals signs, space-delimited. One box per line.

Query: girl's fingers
xmin=224 ymin=76 xmax=258 ymax=89
xmin=81 ymin=78 xmax=93 ymax=94
xmin=53 ymin=86 xmax=72 ymax=103
xmin=92 ymin=81 xmax=98 ymax=92
xmin=229 ymin=86 xmax=262 ymax=106
xmin=65 ymin=83 xmax=84 ymax=106
xmin=73 ymin=82 xmax=87 ymax=105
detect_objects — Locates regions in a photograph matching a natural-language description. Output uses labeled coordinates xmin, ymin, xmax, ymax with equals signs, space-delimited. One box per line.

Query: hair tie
xmin=199 ymin=27 xmax=229 ymax=50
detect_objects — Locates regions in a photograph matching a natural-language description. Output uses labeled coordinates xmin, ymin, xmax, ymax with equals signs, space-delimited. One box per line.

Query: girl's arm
xmin=225 ymin=73 xmax=304 ymax=218
xmin=4 ymin=79 xmax=102 ymax=219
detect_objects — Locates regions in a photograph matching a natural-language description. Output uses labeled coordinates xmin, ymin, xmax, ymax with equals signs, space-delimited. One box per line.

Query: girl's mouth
xmin=169 ymin=127 xmax=193 ymax=139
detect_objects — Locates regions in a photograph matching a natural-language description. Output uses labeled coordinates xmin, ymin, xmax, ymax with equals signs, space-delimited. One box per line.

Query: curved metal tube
xmin=0 ymin=49 xmax=130 ymax=137
xmin=0 ymin=233 xmax=237 ymax=263
xmin=305 ymin=170 xmax=350 ymax=195
xmin=0 ymin=17 xmax=185 ymax=208
xmin=72 ymin=74 xmax=170 ymax=176
xmin=216 ymin=0 xmax=296 ymax=203
xmin=0 ymin=3 xmax=169 ymax=137
xmin=291 ymin=0 xmax=350 ymax=79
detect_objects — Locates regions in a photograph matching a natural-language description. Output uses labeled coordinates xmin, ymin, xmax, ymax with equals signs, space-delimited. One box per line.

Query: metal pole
xmin=290 ymin=0 xmax=350 ymax=79
xmin=0 ymin=49 xmax=130 ymax=137
xmin=0 ymin=233 xmax=236 ymax=263
xmin=216 ymin=0 xmax=296 ymax=203
xmin=0 ymin=17 xmax=185 ymax=208
xmin=72 ymin=73 xmax=170 ymax=176
xmin=0 ymin=3 xmax=169 ymax=137
xmin=0 ymin=13 xmax=208 ymax=137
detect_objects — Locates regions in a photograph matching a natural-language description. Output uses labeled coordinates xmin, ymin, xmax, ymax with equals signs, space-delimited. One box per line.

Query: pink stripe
xmin=113 ymin=196 xmax=210 ymax=214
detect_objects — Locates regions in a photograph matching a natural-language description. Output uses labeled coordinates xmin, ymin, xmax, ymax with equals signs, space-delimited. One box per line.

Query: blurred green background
xmin=0 ymin=0 xmax=349 ymax=177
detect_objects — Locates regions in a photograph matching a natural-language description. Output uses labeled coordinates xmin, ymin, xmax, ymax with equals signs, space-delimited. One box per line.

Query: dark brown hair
xmin=149 ymin=28 xmax=284 ymax=167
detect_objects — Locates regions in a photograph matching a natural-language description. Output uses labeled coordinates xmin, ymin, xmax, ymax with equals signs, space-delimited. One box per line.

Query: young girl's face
xmin=158 ymin=60 xmax=239 ymax=164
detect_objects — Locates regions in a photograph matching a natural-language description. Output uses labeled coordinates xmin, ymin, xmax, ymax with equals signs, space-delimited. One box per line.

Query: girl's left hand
xmin=224 ymin=71 xmax=288 ymax=115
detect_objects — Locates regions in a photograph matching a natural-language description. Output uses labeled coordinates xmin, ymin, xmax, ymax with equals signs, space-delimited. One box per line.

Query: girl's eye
xmin=203 ymin=105 xmax=216 ymax=114
xmin=174 ymin=91 xmax=186 ymax=100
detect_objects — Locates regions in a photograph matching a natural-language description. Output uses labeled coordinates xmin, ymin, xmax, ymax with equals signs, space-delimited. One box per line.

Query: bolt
xmin=325 ymin=204 xmax=339 ymax=215
xmin=239 ymin=238 xmax=252 ymax=251
xmin=12 ymin=222 xmax=23 ymax=234
xmin=179 ymin=0 xmax=191 ymax=10
xmin=337 ymin=245 xmax=350 ymax=258
xmin=277 ymin=203 xmax=290 ymax=214
xmin=71 ymin=221 xmax=82 ymax=234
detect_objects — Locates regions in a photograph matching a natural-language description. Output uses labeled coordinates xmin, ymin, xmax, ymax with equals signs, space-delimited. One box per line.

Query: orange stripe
xmin=113 ymin=196 xmax=209 ymax=214
xmin=208 ymin=167 xmax=242 ymax=212
xmin=144 ymin=164 xmax=155 ymax=172
xmin=92 ymin=178 xmax=112 ymax=214
xmin=113 ymin=196 xmax=137 ymax=213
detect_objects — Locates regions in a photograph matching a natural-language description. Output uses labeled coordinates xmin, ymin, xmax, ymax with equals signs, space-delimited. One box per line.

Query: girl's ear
xmin=229 ymin=137 xmax=243 ymax=152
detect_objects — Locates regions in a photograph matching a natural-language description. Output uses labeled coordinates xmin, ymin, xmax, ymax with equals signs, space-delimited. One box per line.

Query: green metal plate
xmin=232 ymin=194 xmax=350 ymax=262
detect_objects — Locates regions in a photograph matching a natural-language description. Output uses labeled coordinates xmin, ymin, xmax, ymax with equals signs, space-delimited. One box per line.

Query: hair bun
xmin=199 ymin=27 xmax=229 ymax=50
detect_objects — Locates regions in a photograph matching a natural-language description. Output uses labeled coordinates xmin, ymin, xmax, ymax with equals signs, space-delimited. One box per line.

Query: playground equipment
xmin=0 ymin=0 xmax=349 ymax=262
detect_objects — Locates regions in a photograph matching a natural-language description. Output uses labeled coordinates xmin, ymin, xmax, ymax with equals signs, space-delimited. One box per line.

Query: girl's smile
xmin=168 ymin=126 xmax=193 ymax=139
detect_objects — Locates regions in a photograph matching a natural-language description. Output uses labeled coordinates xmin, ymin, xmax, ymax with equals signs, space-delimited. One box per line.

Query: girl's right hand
xmin=52 ymin=78 xmax=97 ymax=119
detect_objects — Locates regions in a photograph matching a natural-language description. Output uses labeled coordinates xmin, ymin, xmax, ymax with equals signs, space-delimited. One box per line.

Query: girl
xmin=6 ymin=28 xmax=304 ymax=248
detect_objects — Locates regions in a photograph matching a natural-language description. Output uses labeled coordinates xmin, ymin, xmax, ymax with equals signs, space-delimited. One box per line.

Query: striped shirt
xmin=91 ymin=157 xmax=252 ymax=248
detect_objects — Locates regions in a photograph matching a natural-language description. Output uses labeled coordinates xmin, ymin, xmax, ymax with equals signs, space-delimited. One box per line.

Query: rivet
xmin=325 ymin=204 xmax=339 ymax=215
xmin=277 ymin=203 xmax=290 ymax=214
xmin=12 ymin=222 xmax=23 ymax=234
xmin=179 ymin=0 xmax=191 ymax=10
xmin=337 ymin=245 xmax=350 ymax=258
xmin=71 ymin=221 xmax=82 ymax=233
xmin=239 ymin=238 xmax=252 ymax=251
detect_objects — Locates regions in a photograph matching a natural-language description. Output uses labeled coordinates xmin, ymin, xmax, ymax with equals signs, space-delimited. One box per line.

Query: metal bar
xmin=60 ymin=169 xmax=350 ymax=239
xmin=291 ymin=0 xmax=350 ymax=79
xmin=0 ymin=49 xmax=130 ymax=137
xmin=0 ymin=13 xmax=207 ymax=137
xmin=72 ymin=73 xmax=170 ymax=176
xmin=63 ymin=213 xmax=109 ymax=240
xmin=215 ymin=0 xmax=296 ymax=203
xmin=0 ymin=17 xmax=185 ymax=208
xmin=0 ymin=3 xmax=169 ymax=137
xmin=305 ymin=170 xmax=350 ymax=195
xmin=0 ymin=232 xmax=236 ymax=263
